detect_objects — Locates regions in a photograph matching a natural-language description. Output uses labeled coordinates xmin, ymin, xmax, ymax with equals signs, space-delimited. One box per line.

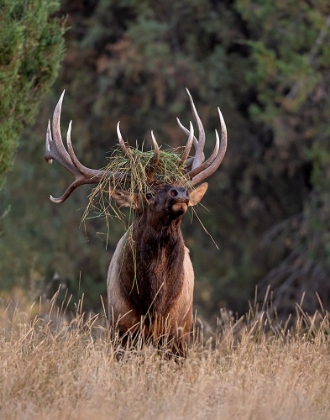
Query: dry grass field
xmin=0 ymin=292 xmax=329 ymax=420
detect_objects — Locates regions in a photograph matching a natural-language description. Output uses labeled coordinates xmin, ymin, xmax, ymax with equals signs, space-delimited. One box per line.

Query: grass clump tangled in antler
xmin=82 ymin=146 xmax=193 ymax=230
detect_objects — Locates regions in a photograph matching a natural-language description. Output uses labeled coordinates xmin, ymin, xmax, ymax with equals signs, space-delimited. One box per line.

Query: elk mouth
xmin=171 ymin=199 xmax=189 ymax=215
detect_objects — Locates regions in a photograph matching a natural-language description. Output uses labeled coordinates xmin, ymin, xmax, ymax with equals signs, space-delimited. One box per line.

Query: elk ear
xmin=188 ymin=182 xmax=208 ymax=207
xmin=111 ymin=189 xmax=139 ymax=209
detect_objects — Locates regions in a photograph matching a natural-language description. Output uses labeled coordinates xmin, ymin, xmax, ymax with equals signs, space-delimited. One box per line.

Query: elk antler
xmin=177 ymin=89 xmax=227 ymax=185
xmin=45 ymin=91 xmax=170 ymax=203
xmin=178 ymin=122 xmax=194 ymax=167
xmin=45 ymin=91 xmax=130 ymax=203
xmin=46 ymin=90 xmax=225 ymax=202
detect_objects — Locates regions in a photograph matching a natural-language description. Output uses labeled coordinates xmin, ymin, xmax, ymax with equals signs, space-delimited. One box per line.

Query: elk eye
xmin=146 ymin=193 xmax=153 ymax=200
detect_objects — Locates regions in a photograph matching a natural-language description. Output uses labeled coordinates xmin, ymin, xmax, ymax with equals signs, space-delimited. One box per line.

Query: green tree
xmin=235 ymin=0 xmax=330 ymax=314
xmin=0 ymin=0 xmax=66 ymax=190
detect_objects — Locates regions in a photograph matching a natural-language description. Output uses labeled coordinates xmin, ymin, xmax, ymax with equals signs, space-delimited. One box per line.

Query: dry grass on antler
xmin=1 ymin=292 xmax=330 ymax=420
xmin=82 ymin=147 xmax=192 ymax=229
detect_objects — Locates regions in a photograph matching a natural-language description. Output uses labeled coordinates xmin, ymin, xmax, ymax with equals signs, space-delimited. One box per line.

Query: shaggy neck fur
xmin=120 ymin=212 xmax=186 ymax=318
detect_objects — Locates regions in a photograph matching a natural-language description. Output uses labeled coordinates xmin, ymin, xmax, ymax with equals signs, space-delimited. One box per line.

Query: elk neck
xmin=120 ymin=212 xmax=186 ymax=318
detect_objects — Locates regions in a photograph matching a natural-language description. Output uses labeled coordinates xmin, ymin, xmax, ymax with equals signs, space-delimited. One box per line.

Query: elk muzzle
xmin=168 ymin=187 xmax=189 ymax=215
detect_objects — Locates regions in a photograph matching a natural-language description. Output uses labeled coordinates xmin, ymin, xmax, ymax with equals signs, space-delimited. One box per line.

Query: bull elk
xmin=45 ymin=89 xmax=227 ymax=355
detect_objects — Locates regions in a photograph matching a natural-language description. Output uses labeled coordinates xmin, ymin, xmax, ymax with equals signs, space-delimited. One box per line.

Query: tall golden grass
xmin=0 ymin=291 xmax=329 ymax=420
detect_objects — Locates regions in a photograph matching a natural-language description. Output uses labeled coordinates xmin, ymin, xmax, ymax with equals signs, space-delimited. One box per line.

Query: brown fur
xmin=107 ymin=183 xmax=208 ymax=355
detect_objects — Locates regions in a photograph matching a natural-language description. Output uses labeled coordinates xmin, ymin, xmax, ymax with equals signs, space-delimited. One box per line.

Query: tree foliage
xmin=0 ymin=0 xmax=65 ymax=190
xmin=236 ymin=0 xmax=330 ymax=315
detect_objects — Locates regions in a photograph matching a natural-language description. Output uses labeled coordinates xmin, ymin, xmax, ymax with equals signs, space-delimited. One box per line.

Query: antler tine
xmin=188 ymin=127 xmax=219 ymax=178
xmin=146 ymin=130 xmax=160 ymax=178
xmin=178 ymin=121 xmax=194 ymax=167
xmin=45 ymin=120 xmax=53 ymax=164
xmin=176 ymin=117 xmax=204 ymax=166
xmin=66 ymin=121 xmax=106 ymax=180
xmin=190 ymin=107 xmax=227 ymax=186
xmin=150 ymin=130 xmax=160 ymax=166
xmin=49 ymin=178 xmax=98 ymax=204
xmin=45 ymin=91 xmax=79 ymax=175
xmin=186 ymin=88 xmax=206 ymax=170
xmin=176 ymin=117 xmax=199 ymax=150
xmin=117 ymin=122 xmax=131 ymax=158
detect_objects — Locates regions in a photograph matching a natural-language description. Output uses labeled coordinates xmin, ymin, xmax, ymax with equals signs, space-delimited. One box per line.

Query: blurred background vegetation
xmin=1 ymin=0 xmax=330 ymax=320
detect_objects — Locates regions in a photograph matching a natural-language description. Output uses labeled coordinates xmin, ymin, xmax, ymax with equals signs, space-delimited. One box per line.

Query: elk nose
xmin=169 ymin=187 xmax=189 ymax=201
